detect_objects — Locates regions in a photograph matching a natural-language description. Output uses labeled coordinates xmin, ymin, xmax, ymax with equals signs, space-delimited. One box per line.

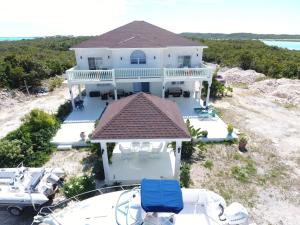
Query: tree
xmin=239 ymin=51 xmax=253 ymax=70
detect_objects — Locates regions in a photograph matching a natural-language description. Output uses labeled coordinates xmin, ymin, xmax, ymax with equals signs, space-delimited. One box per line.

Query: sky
xmin=0 ymin=0 xmax=300 ymax=37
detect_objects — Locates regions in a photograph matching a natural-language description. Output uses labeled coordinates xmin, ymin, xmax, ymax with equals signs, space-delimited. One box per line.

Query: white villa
xmin=66 ymin=21 xmax=213 ymax=107
xmin=51 ymin=21 xmax=237 ymax=183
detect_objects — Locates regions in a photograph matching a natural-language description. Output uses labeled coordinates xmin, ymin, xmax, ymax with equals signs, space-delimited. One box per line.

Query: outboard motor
xmin=224 ymin=202 xmax=249 ymax=225
xmin=47 ymin=173 xmax=64 ymax=187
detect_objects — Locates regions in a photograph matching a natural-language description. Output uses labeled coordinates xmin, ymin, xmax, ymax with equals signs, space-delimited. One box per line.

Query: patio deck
xmin=52 ymin=97 xmax=112 ymax=147
xmin=52 ymin=95 xmax=236 ymax=147
xmin=109 ymin=143 xmax=176 ymax=184
xmin=168 ymin=96 xmax=238 ymax=141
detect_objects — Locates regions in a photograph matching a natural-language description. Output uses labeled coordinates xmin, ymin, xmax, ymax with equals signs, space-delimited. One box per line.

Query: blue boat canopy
xmin=141 ymin=179 xmax=183 ymax=214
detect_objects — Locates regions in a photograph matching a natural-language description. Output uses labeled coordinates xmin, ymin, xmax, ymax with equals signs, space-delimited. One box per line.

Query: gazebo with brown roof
xmin=91 ymin=92 xmax=190 ymax=184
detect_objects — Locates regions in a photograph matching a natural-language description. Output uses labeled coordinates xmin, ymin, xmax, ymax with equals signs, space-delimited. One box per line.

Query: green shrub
xmin=92 ymin=158 xmax=105 ymax=180
xmin=56 ymin=100 xmax=72 ymax=121
xmin=3 ymin=109 xmax=60 ymax=167
xmin=200 ymin=130 xmax=208 ymax=137
xmin=63 ymin=175 xmax=96 ymax=199
xmin=203 ymin=160 xmax=213 ymax=170
xmin=181 ymin=141 xmax=194 ymax=160
xmin=0 ymin=139 xmax=24 ymax=167
xmin=231 ymin=160 xmax=257 ymax=183
xmin=48 ymin=76 xmax=64 ymax=91
xmin=180 ymin=162 xmax=191 ymax=188
xmin=202 ymin=68 xmax=226 ymax=98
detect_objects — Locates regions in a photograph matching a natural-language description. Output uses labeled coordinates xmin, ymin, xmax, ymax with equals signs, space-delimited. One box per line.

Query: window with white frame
xmin=130 ymin=50 xmax=146 ymax=64
xmin=178 ymin=55 xmax=191 ymax=68
xmin=88 ymin=57 xmax=103 ymax=70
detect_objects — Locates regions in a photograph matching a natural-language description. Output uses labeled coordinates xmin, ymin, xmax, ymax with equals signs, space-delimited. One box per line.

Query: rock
xmin=218 ymin=67 xmax=265 ymax=86
xmin=250 ymin=78 xmax=300 ymax=106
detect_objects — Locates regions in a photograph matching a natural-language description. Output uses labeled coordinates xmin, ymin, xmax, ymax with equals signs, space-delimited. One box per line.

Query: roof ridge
xmin=143 ymin=93 xmax=189 ymax=136
xmin=95 ymin=94 xmax=139 ymax=134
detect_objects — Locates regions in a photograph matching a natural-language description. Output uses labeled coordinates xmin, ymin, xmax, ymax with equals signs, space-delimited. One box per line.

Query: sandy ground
xmin=0 ymin=86 xmax=70 ymax=138
xmin=191 ymin=83 xmax=300 ymax=225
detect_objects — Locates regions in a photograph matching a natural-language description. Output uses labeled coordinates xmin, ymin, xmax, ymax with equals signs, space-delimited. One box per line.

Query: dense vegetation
xmin=182 ymin=32 xmax=300 ymax=40
xmin=63 ymin=175 xmax=96 ymax=199
xmin=200 ymin=39 xmax=300 ymax=79
xmin=0 ymin=36 xmax=89 ymax=89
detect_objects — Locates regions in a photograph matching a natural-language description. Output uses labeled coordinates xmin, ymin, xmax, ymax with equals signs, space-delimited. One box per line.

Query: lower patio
xmin=52 ymin=94 xmax=237 ymax=148
xmin=109 ymin=142 xmax=175 ymax=184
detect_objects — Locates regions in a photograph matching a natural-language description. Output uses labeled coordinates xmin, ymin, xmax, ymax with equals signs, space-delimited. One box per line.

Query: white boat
xmin=34 ymin=179 xmax=254 ymax=225
xmin=0 ymin=163 xmax=64 ymax=216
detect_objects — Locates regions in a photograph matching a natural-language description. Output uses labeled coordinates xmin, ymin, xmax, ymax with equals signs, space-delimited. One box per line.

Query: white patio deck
xmin=52 ymin=95 xmax=236 ymax=147
xmin=52 ymin=97 xmax=112 ymax=147
xmin=168 ymin=96 xmax=238 ymax=142
xmin=109 ymin=142 xmax=175 ymax=184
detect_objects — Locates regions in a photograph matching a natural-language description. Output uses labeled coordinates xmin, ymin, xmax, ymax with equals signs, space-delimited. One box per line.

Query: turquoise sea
xmin=0 ymin=37 xmax=35 ymax=41
xmin=262 ymin=40 xmax=300 ymax=51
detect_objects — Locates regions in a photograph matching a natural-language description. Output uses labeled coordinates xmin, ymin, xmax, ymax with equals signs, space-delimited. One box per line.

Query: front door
xmin=141 ymin=82 xmax=150 ymax=93
xmin=133 ymin=82 xmax=150 ymax=93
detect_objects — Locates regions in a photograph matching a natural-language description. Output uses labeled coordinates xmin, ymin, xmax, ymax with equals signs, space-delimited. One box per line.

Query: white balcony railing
xmin=66 ymin=66 xmax=212 ymax=83
xmin=164 ymin=68 xmax=212 ymax=79
xmin=115 ymin=68 xmax=163 ymax=79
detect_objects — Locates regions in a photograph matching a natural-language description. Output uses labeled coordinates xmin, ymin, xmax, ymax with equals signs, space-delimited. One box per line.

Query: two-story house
xmin=66 ymin=21 xmax=212 ymax=108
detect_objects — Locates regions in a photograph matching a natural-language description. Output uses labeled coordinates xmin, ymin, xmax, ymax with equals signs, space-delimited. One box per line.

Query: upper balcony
xmin=66 ymin=65 xmax=213 ymax=84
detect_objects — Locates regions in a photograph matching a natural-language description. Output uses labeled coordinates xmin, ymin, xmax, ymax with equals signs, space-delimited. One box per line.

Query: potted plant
xmin=227 ymin=124 xmax=234 ymax=136
xmin=239 ymin=135 xmax=248 ymax=152
xmin=201 ymin=130 xmax=208 ymax=138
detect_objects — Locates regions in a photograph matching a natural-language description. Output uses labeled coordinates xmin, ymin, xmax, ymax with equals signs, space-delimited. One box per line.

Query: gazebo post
xmin=100 ymin=141 xmax=110 ymax=184
xmin=175 ymin=140 xmax=182 ymax=179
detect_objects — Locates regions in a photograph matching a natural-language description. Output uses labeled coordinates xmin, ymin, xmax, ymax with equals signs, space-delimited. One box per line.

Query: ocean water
xmin=0 ymin=37 xmax=35 ymax=41
xmin=262 ymin=40 xmax=300 ymax=51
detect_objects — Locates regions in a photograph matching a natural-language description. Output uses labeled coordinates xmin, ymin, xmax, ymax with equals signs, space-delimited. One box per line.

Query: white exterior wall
xmin=85 ymin=83 xmax=113 ymax=94
xmin=74 ymin=48 xmax=112 ymax=69
xmin=149 ymin=82 xmax=163 ymax=96
xmin=162 ymin=47 xmax=204 ymax=68
xmin=73 ymin=46 xmax=204 ymax=69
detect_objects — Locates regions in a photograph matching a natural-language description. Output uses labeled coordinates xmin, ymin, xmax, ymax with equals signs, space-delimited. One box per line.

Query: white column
xmin=174 ymin=140 xmax=182 ymax=179
xmin=206 ymin=83 xmax=211 ymax=106
xmin=100 ymin=142 xmax=110 ymax=184
xmin=162 ymin=68 xmax=166 ymax=98
xmin=78 ymin=84 xmax=82 ymax=100
xmin=112 ymin=69 xmax=117 ymax=101
xmin=199 ymin=81 xmax=202 ymax=101
xmin=69 ymin=85 xmax=75 ymax=109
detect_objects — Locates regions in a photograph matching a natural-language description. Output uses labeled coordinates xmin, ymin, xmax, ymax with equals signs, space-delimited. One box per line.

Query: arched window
xmin=130 ymin=50 xmax=146 ymax=64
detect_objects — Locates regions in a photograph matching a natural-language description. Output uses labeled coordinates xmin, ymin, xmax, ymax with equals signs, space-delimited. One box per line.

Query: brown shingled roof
xmin=72 ymin=21 xmax=205 ymax=48
xmin=92 ymin=92 xmax=190 ymax=140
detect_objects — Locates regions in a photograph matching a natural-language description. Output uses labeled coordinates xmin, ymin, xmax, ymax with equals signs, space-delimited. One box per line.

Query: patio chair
xmin=150 ymin=142 xmax=163 ymax=159
xmin=141 ymin=142 xmax=151 ymax=152
xmin=119 ymin=144 xmax=131 ymax=160
xmin=131 ymin=142 xmax=141 ymax=152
